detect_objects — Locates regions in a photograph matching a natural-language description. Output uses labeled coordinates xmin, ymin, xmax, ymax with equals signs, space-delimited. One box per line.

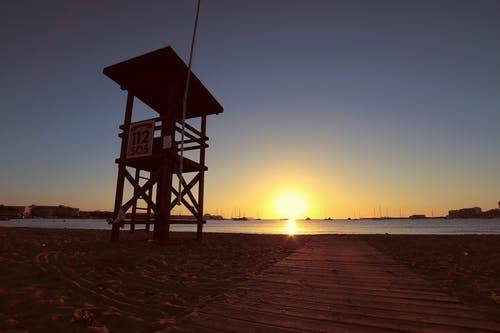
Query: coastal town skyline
xmin=2 ymin=200 xmax=500 ymax=221
xmin=1 ymin=1 xmax=500 ymax=219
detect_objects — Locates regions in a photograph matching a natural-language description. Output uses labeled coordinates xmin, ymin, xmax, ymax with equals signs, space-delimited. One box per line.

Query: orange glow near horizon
xmin=201 ymin=160 xmax=499 ymax=219
xmin=274 ymin=192 xmax=307 ymax=219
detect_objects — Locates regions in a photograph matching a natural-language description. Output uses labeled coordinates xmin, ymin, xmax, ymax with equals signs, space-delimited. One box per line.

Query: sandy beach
xmin=0 ymin=228 xmax=308 ymax=332
xmin=1 ymin=228 xmax=499 ymax=332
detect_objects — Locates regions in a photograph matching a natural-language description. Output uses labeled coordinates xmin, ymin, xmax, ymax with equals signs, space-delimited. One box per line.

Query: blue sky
xmin=1 ymin=0 xmax=499 ymax=218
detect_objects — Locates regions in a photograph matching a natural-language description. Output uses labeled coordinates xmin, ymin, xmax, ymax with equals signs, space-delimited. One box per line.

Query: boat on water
xmin=231 ymin=208 xmax=248 ymax=221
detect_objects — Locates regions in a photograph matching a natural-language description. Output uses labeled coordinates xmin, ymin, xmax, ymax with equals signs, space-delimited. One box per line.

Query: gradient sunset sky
xmin=1 ymin=0 xmax=499 ymax=219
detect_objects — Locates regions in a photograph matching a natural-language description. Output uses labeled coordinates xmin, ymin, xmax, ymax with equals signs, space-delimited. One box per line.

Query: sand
xmin=0 ymin=228 xmax=308 ymax=332
xmin=0 ymin=228 xmax=499 ymax=332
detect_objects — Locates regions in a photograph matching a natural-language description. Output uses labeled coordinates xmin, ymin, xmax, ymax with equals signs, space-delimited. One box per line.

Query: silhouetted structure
xmin=448 ymin=207 xmax=482 ymax=218
xmin=481 ymin=208 xmax=500 ymax=218
xmin=0 ymin=205 xmax=30 ymax=219
xmin=103 ymin=47 xmax=223 ymax=242
xmin=447 ymin=201 xmax=500 ymax=219
xmin=30 ymin=205 xmax=79 ymax=218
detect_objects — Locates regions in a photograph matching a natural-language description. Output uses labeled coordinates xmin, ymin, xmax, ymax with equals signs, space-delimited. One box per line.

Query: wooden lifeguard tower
xmin=103 ymin=47 xmax=223 ymax=242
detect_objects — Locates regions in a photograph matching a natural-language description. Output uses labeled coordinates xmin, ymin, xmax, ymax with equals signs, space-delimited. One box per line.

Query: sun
xmin=275 ymin=192 xmax=307 ymax=219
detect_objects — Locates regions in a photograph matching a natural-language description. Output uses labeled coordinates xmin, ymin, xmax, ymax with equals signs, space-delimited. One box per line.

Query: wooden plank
xmin=130 ymin=168 xmax=141 ymax=233
xmin=249 ymin=276 xmax=459 ymax=303
xmin=111 ymin=91 xmax=135 ymax=242
xmin=180 ymin=237 xmax=500 ymax=332
xmin=197 ymin=115 xmax=207 ymax=241
xmin=260 ymin=269 xmax=440 ymax=293
xmin=224 ymin=290 xmax=484 ymax=320
xmin=223 ymin=292 xmax=498 ymax=331
xmin=191 ymin=314 xmax=306 ymax=333
xmin=123 ymin=168 xmax=158 ymax=212
xmin=119 ymin=220 xmax=204 ymax=225
xmin=198 ymin=305 xmax=394 ymax=333
xmin=233 ymin=282 xmax=470 ymax=311
xmin=176 ymin=325 xmax=231 ymax=333
xmin=258 ymin=276 xmax=455 ymax=300
xmin=157 ymin=114 xmax=175 ymax=243
xmin=201 ymin=302 xmax=498 ymax=333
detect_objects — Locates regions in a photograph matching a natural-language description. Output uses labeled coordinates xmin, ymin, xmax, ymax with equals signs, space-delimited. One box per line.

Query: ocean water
xmin=1 ymin=218 xmax=500 ymax=235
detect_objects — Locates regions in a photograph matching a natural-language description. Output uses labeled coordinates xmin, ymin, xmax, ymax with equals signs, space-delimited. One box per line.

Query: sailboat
xmin=232 ymin=208 xmax=248 ymax=221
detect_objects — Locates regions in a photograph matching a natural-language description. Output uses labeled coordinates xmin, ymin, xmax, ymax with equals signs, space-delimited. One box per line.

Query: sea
xmin=1 ymin=218 xmax=500 ymax=235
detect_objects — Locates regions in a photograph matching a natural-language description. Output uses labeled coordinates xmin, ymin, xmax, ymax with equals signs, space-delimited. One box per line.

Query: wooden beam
xmin=153 ymin=177 xmax=161 ymax=241
xmin=179 ymin=144 xmax=208 ymax=152
xmin=182 ymin=175 xmax=201 ymax=214
xmin=157 ymin=115 xmax=175 ymax=244
xmin=197 ymin=115 xmax=207 ymax=240
xmin=111 ymin=92 xmax=134 ymax=242
xmin=170 ymin=173 xmax=200 ymax=211
xmin=118 ymin=116 xmax=161 ymax=130
xmin=122 ymin=168 xmax=160 ymax=213
xmin=130 ymin=168 xmax=141 ymax=233
xmin=170 ymin=186 xmax=198 ymax=217
xmin=181 ymin=198 xmax=198 ymax=217
xmin=175 ymin=121 xmax=207 ymax=140
xmin=120 ymin=219 xmax=205 ymax=225
xmin=146 ymin=184 xmax=152 ymax=232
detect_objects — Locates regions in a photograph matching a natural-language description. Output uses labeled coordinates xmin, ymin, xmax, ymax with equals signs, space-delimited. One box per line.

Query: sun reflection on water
xmin=285 ymin=218 xmax=297 ymax=235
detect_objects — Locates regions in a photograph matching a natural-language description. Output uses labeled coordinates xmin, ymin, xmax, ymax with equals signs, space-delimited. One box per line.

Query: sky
xmin=1 ymin=0 xmax=499 ymax=219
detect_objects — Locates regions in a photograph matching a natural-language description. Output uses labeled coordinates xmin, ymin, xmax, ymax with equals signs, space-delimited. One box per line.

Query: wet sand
xmin=0 ymin=228 xmax=499 ymax=332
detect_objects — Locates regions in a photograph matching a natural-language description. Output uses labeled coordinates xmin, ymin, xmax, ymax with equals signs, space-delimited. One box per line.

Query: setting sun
xmin=275 ymin=192 xmax=307 ymax=219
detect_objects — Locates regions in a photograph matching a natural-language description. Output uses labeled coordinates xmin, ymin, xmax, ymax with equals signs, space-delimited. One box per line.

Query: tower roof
xmin=103 ymin=46 xmax=223 ymax=120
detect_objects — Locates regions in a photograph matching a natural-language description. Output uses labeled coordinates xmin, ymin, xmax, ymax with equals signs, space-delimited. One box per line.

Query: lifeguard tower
xmin=103 ymin=47 xmax=223 ymax=242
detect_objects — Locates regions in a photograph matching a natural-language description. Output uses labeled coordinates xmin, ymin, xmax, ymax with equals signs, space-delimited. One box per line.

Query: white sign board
xmin=127 ymin=120 xmax=154 ymax=158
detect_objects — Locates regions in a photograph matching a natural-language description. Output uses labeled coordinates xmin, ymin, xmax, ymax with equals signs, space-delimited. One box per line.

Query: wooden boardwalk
xmin=178 ymin=236 xmax=500 ymax=332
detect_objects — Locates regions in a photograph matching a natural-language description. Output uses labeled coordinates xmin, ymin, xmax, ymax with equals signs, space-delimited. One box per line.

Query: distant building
xmin=30 ymin=205 xmax=79 ymax=218
xmin=481 ymin=208 xmax=500 ymax=218
xmin=409 ymin=214 xmax=426 ymax=219
xmin=0 ymin=205 xmax=31 ymax=219
xmin=448 ymin=207 xmax=482 ymax=219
